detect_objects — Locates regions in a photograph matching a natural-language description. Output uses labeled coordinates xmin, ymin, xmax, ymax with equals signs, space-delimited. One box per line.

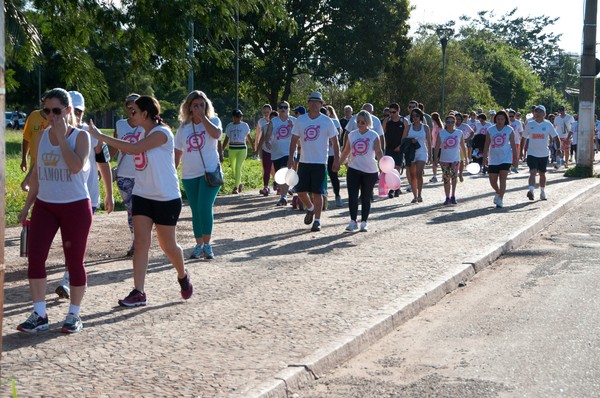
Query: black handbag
xmin=194 ymin=123 xmax=224 ymax=187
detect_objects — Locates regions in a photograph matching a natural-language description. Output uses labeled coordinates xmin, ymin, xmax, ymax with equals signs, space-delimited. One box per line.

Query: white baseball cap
xmin=69 ymin=91 xmax=85 ymax=111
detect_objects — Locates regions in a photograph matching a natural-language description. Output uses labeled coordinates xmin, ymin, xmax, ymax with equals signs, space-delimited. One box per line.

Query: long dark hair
xmin=135 ymin=95 xmax=165 ymax=125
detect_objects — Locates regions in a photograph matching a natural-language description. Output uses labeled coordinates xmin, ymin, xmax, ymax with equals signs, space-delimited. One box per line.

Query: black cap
xmin=232 ymin=109 xmax=243 ymax=117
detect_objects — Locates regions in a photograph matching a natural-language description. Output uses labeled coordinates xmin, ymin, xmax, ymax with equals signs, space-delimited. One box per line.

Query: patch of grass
xmin=564 ymin=165 xmax=596 ymax=178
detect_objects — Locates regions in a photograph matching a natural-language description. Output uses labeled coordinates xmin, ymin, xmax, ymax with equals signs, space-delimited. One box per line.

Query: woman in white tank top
xmin=17 ymin=88 xmax=92 ymax=334
xmin=402 ymin=107 xmax=432 ymax=203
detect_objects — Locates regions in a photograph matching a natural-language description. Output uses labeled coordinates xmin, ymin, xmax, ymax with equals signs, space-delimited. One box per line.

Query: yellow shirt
xmin=23 ymin=110 xmax=49 ymax=162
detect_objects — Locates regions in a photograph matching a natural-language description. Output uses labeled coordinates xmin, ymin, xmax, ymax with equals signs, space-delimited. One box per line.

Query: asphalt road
xmin=299 ymin=186 xmax=600 ymax=397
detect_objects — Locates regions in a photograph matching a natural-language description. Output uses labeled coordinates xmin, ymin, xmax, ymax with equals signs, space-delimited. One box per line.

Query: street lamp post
xmin=436 ymin=28 xmax=453 ymax=116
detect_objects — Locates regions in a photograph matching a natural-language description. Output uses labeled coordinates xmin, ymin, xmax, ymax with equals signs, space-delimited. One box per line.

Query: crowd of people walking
xmin=16 ymin=86 xmax=583 ymax=334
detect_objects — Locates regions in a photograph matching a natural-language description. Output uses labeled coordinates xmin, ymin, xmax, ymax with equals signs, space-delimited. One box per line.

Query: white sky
xmin=408 ymin=0 xmax=594 ymax=54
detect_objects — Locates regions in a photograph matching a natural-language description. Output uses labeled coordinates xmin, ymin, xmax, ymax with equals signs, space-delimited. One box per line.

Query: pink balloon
xmin=385 ymin=171 xmax=401 ymax=190
xmin=379 ymin=156 xmax=395 ymax=173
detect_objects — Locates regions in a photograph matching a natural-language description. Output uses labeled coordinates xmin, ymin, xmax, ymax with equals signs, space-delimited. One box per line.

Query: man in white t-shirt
xmin=522 ymin=105 xmax=560 ymax=201
xmin=287 ymin=91 xmax=339 ymax=232
xmin=553 ymin=105 xmax=575 ymax=168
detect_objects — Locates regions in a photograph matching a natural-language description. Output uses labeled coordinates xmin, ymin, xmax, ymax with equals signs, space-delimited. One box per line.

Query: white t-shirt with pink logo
xmin=115 ymin=118 xmax=143 ymax=179
xmin=292 ymin=113 xmax=338 ymax=164
xmin=133 ymin=125 xmax=181 ymax=201
xmin=487 ymin=125 xmax=514 ymax=165
xmin=270 ymin=116 xmax=294 ymax=160
xmin=347 ymin=129 xmax=379 ymax=173
xmin=438 ymin=129 xmax=462 ymax=163
xmin=175 ymin=117 xmax=223 ymax=180
xmin=457 ymin=123 xmax=473 ymax=140
xmin=510 ymin=119 xmax=524 ymax=143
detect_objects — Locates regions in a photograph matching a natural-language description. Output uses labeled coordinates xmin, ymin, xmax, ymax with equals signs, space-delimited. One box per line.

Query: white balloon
xmin=379 ymin=156 xmax=395 ymax=173
xmin=285 ymin=168 xmax=299 ymax=186
xmin=466 ymin=162 xmax=481 ymax=175
xmin=274 ymin=168 xmax=289 ymax=185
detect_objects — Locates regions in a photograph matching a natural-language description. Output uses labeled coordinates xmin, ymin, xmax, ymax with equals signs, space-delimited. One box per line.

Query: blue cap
xmin=292 ymin=106 xmax=306 ymax=115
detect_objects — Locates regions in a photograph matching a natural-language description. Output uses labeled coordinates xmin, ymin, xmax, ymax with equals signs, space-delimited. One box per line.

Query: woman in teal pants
xmin=175 ymin=90 xmax=223 ymax=260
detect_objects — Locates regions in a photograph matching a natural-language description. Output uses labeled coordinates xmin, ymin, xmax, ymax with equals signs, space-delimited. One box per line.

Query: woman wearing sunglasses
xmin=434 ymin=115 xmax=467 ymax=205
xmin=17 ymin=88 xmax=93 ymax=334
xmin=88 ymin=95 xmax=193 ymax=307
xmin=402 ymin=107 xmax=432 ymax=203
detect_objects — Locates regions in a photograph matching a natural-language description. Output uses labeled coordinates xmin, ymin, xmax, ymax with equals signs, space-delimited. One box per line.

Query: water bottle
xmin=20 ymin=220 xmax=30 ymax=258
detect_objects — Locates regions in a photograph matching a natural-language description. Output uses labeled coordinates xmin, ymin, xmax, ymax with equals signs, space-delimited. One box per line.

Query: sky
xmin=408 ymin=0 xmax=593 ymax=55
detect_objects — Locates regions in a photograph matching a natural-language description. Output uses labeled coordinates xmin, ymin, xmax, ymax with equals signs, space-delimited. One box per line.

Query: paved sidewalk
xmin=2 ymin=164 xmax=599 ymax=397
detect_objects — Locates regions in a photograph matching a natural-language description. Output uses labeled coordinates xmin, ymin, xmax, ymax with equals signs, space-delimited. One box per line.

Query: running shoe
xmin=511 ymin=167 xmax=519 ymax=173
xmin=335 ymin=195 xmax=343 ymax=207
xmin=493 ymin=194 xmax=500 ymax=205
xmin=203 ymin=243 xmax=215 ymax=260
xmin=259 ymin=187 xmax=270 ymax=196
xmin=417 ymin=196 xmax=423 ymax=203
xmin=388 ymin=190 xmax=394 ymax=199
xmin=345 ymin=220 xmax=358 ymax=232
xmin=55 ymin=270 xmax=70 ymax=299
xmin=189 ymin=243 xmax=204 ymax=259
xmin=359 ymin=221 xmax=368 ymax=232
xmin=304 ymin=209 xmax=315 ymax=225
xmin=406 ymin=186 xmax=412 ymax=193
xmin=496 ymin=198 xmax=504 ymax=208
xmin=17 ymin=311 xmax=49 ymax=333
xmin=311 ymin=220 xmax=321 ymax=232
xmin=527 ymin=190 xmax=534 ymax=200
xmin=118 ymin=289 xmax=147 ymax=307
xmin=61 ymin=313 xmax=83 ymax=334
xmin=55 ymin=284 xmax=70 ymax=299
xmin=394 ymin=189 xmax=401 ymax=197
xmin=410 ymin=198 xmax=418 ymax=204
xmin=126 ymin=245 xmax=135 ymax=257
xmin=276 ymin=197 xmax=287 ymax=206
xmin=232 ymin=187 xmax=238 ymax=194
xmin=238 ymin=184 xmax=243 ymax=193
xmin=540 ymin=191 xmax=547 ymax=201
xmin=450 ymin=196 xmax=457 ymax=205
xmin=443 ymin=198 xmax=451 ymax=206
xmin=429 ymin=176 xmax=438 ymax=183
xmin=178 ymin=269 xmax=193 ymax=300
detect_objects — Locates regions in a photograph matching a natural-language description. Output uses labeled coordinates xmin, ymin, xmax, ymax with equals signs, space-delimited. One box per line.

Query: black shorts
xmin=487 ymin=163 xmax=511 ymax=174
xmin=296 ymin=163 xmax=326 ymax=194
xmin=132 ymin=195 xmax=182 ymax=226
xmin=272 ymin=156 xmax=289 ymax=172
xmin=526 ymin=155 xmax=548 ymax=173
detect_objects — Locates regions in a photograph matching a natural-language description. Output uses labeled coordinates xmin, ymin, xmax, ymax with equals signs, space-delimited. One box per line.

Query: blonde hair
xmin=356 ymin=110 xmax=372 ymax=129
xmin=178 ymin=90 xmax=216 ymax=124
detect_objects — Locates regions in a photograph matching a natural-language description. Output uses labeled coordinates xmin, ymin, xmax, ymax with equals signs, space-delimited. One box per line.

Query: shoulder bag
xmin=193 ymin=123 xmax=224 ymax=187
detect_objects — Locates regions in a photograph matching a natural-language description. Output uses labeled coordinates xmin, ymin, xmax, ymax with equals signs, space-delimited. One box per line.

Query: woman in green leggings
xmin=223 ymin=109 xmax=255 ymax=194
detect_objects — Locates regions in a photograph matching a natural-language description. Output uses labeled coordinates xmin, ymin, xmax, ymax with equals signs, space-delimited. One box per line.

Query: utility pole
xmin=436 ymin=27 xmax=453 ymax=116
xmin=576 ymin=0 xmax=597 ymax=175
xmin=0 ymin=0 xmax=7 ymax=355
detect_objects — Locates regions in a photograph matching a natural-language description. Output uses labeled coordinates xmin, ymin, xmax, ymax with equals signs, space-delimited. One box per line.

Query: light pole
xmin=436 ymin=27 xmax=453 ymax=116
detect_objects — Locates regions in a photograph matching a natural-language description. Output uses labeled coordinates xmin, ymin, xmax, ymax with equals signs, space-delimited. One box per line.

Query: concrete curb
xmin=248 ymin=178 xmax=600 ymax=398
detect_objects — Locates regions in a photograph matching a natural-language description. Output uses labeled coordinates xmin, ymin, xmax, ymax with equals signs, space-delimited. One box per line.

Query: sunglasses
xmin=445 ymin=120 xmax=455 ymax=124
xmin=278 ymin=105 xmax=289 ymax=110
xmin=42 ymin=107 xmax=67 ymax=116
xmin=411 ymin=114 xmax=420 ymax=118
xmin=357 ymin=119 xmax=367 ymax=125
xmin=389 ymin=110 xmax=398 ymax=114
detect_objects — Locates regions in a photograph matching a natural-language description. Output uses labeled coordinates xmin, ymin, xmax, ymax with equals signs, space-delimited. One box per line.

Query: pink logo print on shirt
xmin=120 ymin=129 xmax=142 ymax=156
xmin=491 ymin=133 xmax=507 ymax=148
xmin=133 ymin=151 xmax=148 ymax=171
xmin=443 ymin=135 xmax=458 ymax=149
xmin=303 ymin=125 xmax=320 ymax=141
xmin=352 ymin=137 xmax=370 ymax=156
xmin=276 ymin=125 xmax=291 ymax=140
xmin=187 ymin=131 xmax=205 ymax=152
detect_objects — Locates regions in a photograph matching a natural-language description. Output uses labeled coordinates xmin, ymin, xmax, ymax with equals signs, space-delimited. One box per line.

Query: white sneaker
xmin=345 ymin=220 xmax=358 ymax=232
xmin=360 ymin=221 xmax=368 ymax=232
xmin=496 ymin=198 xmax=503 ymax=208
xmin=429 ymin=176 xmax=438 ymax=183
xmin=540 ymin=191 xmax=547 ymax=201
xmin=493 ymin=194 xmax=499 ymax=205
xmin=55 ymin=270 xmax=70 ymax=299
